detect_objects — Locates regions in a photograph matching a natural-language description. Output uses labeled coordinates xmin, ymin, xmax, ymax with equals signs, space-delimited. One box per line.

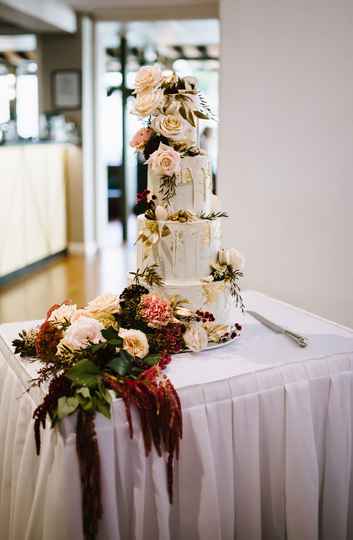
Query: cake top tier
xmin=130 ymin=65 xmax=215 ymax=214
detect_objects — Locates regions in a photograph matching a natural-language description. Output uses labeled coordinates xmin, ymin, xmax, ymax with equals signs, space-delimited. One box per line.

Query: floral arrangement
xmin=129 ymin=65 xmax=214 ymax=206
xmin=13 ymin=278 xmax=242 ymax=540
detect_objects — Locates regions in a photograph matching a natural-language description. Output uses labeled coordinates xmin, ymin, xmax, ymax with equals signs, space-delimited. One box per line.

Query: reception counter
xmin=0 ymin=142 xmax=80 ymax=283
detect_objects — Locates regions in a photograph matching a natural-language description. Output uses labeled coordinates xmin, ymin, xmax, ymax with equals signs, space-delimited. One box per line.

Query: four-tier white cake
xmin=130 ymin=66 xmax=244 ymax=345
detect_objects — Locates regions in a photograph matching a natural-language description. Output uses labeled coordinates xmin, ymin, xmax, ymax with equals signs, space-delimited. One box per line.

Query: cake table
xmin=1 ymin=290 xmax=353 ymax=540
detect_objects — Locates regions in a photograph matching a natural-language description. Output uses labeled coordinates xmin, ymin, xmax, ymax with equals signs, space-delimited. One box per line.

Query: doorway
xmin=96 ymin=19 xmax=220 ymax=248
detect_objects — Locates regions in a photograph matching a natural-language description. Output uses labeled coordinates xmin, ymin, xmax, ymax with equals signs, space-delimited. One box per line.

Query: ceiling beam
xmin=0 ymin=0 xmax=77 ymax=33
xmin=81 ymin=3 xmax=218 ymax=21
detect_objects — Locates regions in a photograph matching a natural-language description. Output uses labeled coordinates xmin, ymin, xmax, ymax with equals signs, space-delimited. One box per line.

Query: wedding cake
xmin=130 ymin=65 xmax=244 ymax=345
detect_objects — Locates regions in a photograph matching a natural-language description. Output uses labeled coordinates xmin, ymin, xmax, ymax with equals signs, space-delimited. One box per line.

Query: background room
xmin=0 ymin=0 xmax=352 ymax=329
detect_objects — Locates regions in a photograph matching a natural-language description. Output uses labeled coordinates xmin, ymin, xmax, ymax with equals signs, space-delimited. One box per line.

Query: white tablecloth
xmin=1 ymin=290 xmax=353 ymax=540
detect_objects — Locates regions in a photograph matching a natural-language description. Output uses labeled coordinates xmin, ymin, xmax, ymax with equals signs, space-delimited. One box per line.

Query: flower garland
xmin=13 ymin=280 xmax=242 ymax=540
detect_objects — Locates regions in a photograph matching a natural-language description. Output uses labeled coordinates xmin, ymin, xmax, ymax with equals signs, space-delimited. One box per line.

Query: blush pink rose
xmin=130 ymin=127 xmax=154 ymax=150
xmin=145 ymin=142 xmax=181 ymax=177
xmin=61 ymin=316 xmax=105 ymax=350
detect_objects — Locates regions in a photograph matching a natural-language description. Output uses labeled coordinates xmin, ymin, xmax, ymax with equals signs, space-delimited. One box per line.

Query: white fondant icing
xmin=148 ymin=154 xmax=212 ymax=214
xmin=137 ymin=215 xmax=222 ymax=281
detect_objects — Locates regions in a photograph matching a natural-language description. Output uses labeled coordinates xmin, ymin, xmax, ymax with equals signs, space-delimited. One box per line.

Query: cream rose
xmin=146 ymin=142 xmax=181 ymax=176
xmin=218 ymin=248 xmax=245 ymax=271
xmin=119 ymin=328 xmax=149 ymax=359
xmin=152 ymin=113 xmax=185 ymax=138
xmin=49 ymin=303 xmax=77 ymax=324
xmin=134 ymin=65 xmax=162 ymax=94
xmin=61 ymin=316 xmax=105 ymax=350
xmin=133 ymin=90 xmax=163 ymax=118
xmin=183 ymin=322 xmax=208 ymax=352
xmin=86 ymin=293 xmax=120 ymax=315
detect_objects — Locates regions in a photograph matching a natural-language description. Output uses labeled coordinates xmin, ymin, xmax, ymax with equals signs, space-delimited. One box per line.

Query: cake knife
xmin=247 ymin=310 xmax=308 ymax=348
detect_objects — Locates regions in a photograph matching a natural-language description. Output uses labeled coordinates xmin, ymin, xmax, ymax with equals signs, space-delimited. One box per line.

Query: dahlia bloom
xmin=139 ymin=294 xmax=174 ymax=327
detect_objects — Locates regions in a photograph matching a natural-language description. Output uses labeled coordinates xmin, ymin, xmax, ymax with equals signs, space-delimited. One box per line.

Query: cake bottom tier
xmin=154 ymin=279 xmax=242 ymax=327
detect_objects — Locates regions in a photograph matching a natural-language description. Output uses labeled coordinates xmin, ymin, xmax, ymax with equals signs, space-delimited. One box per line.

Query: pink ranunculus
xmin=139 ymin=294 xmax=174 ymax=327
xmin=129 ymin=127 xmax=154 ymax=151
xmin=145 ymin=142 xmax=181 ymax=177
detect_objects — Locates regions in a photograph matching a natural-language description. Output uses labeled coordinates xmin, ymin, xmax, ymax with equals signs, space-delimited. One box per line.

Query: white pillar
xmin=81 ymin=15 xmax=97 ymax=255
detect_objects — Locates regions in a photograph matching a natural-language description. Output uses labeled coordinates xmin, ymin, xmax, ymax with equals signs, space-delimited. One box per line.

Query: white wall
xmin=219 ymin=0 xmax=353 ymax=328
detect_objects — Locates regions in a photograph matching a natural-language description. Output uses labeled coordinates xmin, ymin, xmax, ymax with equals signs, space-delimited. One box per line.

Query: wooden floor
xmin=0 ymin=242 xmax=136 ymax=324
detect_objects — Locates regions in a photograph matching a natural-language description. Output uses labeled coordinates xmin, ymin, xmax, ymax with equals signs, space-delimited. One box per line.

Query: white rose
xmin=135 ymin=65 xmax=162 ymax=94
xmin=146 ymin=142 xmax=181 ymax=177
xmin=183 ymin=322 xmax=208 ymax=352
xmin=155 ymin=205 xmax=168 ymax=220
xmin=152 ymin=112 xmax=186 ymax=139
xmin=153 ymin=113 xmax=195 ymax=144
xmin=86 ymin=293 xmax=120 ymax=315
xmin=49 ymin=303 xmax=77 ymax=323
xmin=133 ymin=90 xmax=163 ymax=117
xmin=119 ymin=328 xmax=149 ymax=359
xmin=218 ymin=248 xmax=245 ymax=271
xmin=61 ymin=316 xmax=105 ymax=350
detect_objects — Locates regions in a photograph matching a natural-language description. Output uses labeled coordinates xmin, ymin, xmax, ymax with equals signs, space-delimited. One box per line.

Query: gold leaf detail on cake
xmin=202 ymin=223 xmax=211 ymax=246
xmin=201 ymin=166 xmax=212 ymax=196
xmin=175 ymin=230 xmax=184 ymax=249
xmin=201 ymin=281 xmax=225 ymax=304
xmin=179 ymin=167 xmax=193 ymax=185
xmin=137 ymin=221 xmax=170 ymax=260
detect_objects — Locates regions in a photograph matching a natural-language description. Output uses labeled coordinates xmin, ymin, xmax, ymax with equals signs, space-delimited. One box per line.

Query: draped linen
xmin=1 ymin=291 xmax=353 ymax=540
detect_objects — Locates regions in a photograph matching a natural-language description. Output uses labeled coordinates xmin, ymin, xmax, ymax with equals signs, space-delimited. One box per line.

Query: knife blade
xmin=247 ymin=310 xmax=308 ymax=348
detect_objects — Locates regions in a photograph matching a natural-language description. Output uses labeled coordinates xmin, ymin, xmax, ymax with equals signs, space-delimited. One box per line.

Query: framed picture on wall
xmin=52 ymin=69 xmax=81 ymax=110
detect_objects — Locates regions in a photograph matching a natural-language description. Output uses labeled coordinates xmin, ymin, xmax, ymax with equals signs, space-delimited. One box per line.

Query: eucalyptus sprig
xmin=130 ymin=264 xmax=165 ymax=288
xmin=199 ymin=210 xmax=229 ymax=220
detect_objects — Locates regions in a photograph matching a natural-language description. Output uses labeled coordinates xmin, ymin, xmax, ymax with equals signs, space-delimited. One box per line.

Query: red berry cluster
xmin=195 ymin=310 xmax=215 ymax=323
xmin=229 ymin=322 xmax=242 ymax=340
xmin=136 ymin=189 xmax=150 ymax=204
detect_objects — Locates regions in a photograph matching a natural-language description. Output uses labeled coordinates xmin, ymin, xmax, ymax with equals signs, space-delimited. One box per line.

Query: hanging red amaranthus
xmin=104 ymin=365 xmax=182 ymax=503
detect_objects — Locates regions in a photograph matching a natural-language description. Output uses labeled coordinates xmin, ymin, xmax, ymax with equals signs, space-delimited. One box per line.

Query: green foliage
xmin=108 ymin=355 xmax=131 ymax=376
xmin=66 ymin=359 xmax=101 ymax=388
xmin=107 ymin=349 xmax=161 ymax=379
xmin=130 ymin=264 xmax=164 ymax=288
xmin=57 ymin=396 xmax=79 ymax=420
xmin=199 ymin=210 xmax=229 ymax=220
xmin=210 ymin=264 xmax=245 ymax=312
xmin=143 ymin=354 xmax=161 ymax=366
